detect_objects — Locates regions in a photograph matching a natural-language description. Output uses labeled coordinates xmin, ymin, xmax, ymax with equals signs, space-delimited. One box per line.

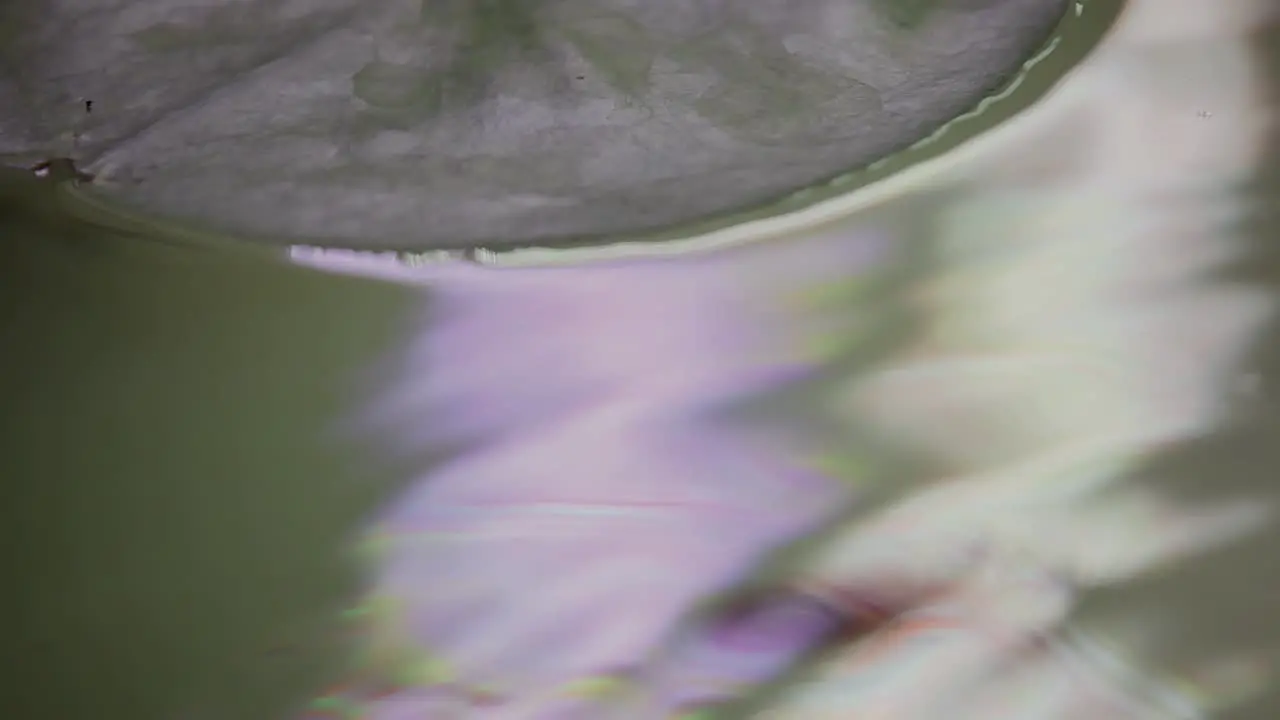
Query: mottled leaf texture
xmin=870 ymin=0 xmax=945 ymax=28
xmin=0 ymin=0 xmax=1067 ymax=249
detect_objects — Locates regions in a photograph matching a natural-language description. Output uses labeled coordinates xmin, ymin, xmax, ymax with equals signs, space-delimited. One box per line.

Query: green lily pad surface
xmin=0 ymin=0 xmax=1069 ymax=250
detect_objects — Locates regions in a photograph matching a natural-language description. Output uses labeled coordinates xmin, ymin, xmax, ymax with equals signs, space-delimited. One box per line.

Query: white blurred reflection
xmin=291 ymin=1 xmax=1277 ymax=717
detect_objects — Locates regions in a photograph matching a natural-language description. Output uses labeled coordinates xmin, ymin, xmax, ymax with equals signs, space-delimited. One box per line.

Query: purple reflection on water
xmin=291 ymin=234 xmax=892 ymax=715
xmin=648 ymin=590 xmax=849 ymax=709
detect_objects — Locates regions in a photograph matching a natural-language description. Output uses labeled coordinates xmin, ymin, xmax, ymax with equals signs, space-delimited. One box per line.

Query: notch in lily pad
xmin=30 ymin=157 xmax=94 ymax=185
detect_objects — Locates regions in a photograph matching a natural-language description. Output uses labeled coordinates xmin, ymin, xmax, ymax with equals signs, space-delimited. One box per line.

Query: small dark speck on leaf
xmin=85 ymin=99 xmax=93 ymax=114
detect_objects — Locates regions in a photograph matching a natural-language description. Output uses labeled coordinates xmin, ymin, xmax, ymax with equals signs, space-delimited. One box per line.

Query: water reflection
xmin=1 ymin=1 xmax=1274 ymax=720
xmin=283 ymin=3 xmax=1278 ymax=717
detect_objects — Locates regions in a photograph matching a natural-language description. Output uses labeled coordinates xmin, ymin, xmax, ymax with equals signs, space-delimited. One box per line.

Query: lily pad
xmin=0 ymin=0 xmax=1068 ymax=249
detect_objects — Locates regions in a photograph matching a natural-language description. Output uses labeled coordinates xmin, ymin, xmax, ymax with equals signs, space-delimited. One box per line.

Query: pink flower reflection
xmin=294 ymin=235 xmax=891 ymax=717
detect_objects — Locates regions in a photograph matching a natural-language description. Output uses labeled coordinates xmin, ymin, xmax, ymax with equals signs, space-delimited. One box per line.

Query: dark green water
xmin=0 ymin=178 xmax=418 ymax=718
